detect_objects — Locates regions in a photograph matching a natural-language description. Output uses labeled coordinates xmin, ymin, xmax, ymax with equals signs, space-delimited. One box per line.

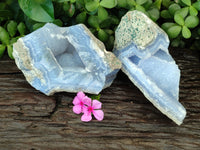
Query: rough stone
xmin=13 ymin=23 xmax=121 ymax=95
xmin=113 ymin=11 xmax=186 ymax=125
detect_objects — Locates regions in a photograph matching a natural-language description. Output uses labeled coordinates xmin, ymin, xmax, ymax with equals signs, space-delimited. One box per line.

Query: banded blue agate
xmin=113 ymin=11 xmax=186 ymax=125
xmin=13 ymin=23 xmax=121 ymax=95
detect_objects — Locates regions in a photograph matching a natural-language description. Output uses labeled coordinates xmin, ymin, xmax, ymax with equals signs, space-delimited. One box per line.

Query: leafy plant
xmin=18 ymin=0 xmax=55 ymax=22
xmin=0 ymin=0 xmax=200 ymax=59
xmin=161 ymin=0 xmax=200 ymax=47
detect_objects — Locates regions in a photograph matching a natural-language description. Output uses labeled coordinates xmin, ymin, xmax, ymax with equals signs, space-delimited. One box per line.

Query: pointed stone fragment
xmin=113 ymin=11 xmax=186 ymax=125
xmin=13 ymin=23 xmax=121 ymax=95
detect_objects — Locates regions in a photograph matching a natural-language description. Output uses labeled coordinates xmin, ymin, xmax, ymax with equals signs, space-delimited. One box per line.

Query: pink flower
xmin=73 ymin=91 xmax=89 ymax=114
xmin=81 ymin=98 xmax=104 ymax=122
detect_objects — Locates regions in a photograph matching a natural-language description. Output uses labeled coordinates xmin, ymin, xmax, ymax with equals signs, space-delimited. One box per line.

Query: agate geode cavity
xmin=13 ymin=23 xmax=121 ymax=95
xmin=113 ymin=11 xmax=186 ymax=125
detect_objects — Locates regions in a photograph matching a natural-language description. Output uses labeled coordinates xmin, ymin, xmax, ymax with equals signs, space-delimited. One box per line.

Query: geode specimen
xmin=13 ymin=23 xmax=121 ymax=95
xmin=113 ymin=11 xmax=186 ymax=125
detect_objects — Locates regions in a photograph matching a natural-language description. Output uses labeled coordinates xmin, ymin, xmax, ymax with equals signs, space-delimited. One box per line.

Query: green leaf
xmin=84 ymin=0 xmax=91 ymax=3
xmin=127 ymin=0 xmax=136 ymax=8
xmin=161 ymin=22 xmax=175 ymax=31
xmin=105 ymin=35 xmax=114 ymax=50
xmin=181 ymin=0 xmax=191 ymax=6
xmin=110 ymin=15 xmax=119 ymax=25
xmin=171 ymin=38 xmax=185 ymax=48
xmin=100 ymin=0 xmax=117 ymax=9
xmin=169 ymin=3 xmax=181 ymax=16
xmin=135 ymin=5 xmax=146 ymax=13
xmin=76 ymin=12 xmax=87 ymax=23
xmin=98 ymin=6 xmax=108 ymax=21
xmin=143 ymin=0 xmax=152 ymax=9
xmin=167 ymin=25 xmax=182 ymax=38
xmin=53 ymin=19 xmax=63 ymax=26
xmin=182 ymin=26 xmax=191 ymax=38
xmin=136 ymin=0 xmax=147 ymax=5
xmin=76 ymin=0 xmax=85 ymax=6
xmin=87 ymin=9 xmax=98 ymax=15
xmin=76 ymin=1 xmax=84 ymax=9
xmin=153 ymin=0 xmax=162 ymax=9
xmin=10 ymin=37 xmax=19 ymax=45
xmin=99 ymin=18 xmax=112 ymax=28
xmin=90 ymin=94 xmax=101 ymax=101
xmin=23 ymin=15 xmax=37 ymax=32
xmin=34 ymin=0 xmax=47 ymax=3
xmin=32 ymin=23 xmax=45 ymax=31
xmin=89 ymin=28 xmax=96 ymax=34
xmin=7 ymin=45 xmax=14 ymax=59
xmin=117 ymin=0 xmax=127 ymax=8
xmin=18 ymin=0 xmax=55 ymax=22
xmin=67 ymin=4 xmax=75 ymax=17
xmin=104 ymin=29 xmax=114 ymax=35
xmin=174 ymin=14 xmax=184 ymax=26
xmin=189 ymin=6 xmax=198 ymax=16
xmin=85 ymin=0 xmax=99 ymax=12
xmin=0 ymin=44 xmax=6 ymax=58
xmin=192 ymin=1 xmax=200 ymax=11
xmin=88 ymin=15 xmax=99 ymax=28
xmin=185 ymin=15 xmax=199 ymax=28
xmin=162 ymin=0 xmax=171 ymax=8
xmin=7 ymin=21 xmax=18 ymax=37
xmin=175 ymin=7 xmax=189 ymax=18
xmin=70 ymin=0 xmax=76 ymax=3
xmin=52 ymin=0 xmax=70 ymax=2
xmin=148 ymin=7 xmax=160 ymax=22
xmin=17 ymin=22 xmax=26 ymax=35
xmin=98 ymin=29 xmax=109 ymax=42
xmin=63 ymin=2 xmax=70 ymax=11
xmin=0 ymin=26 xmax=10 ymax=45
xmin=161 ymin=10 xmax=172 ymax=19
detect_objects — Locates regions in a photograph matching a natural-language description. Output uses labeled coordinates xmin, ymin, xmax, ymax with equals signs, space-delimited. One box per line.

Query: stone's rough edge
xmin=13 ymin=38 xmax=45 ymax=86
xmin=81 ymin=24 xmax=122 ymax=71
xmin=114 ymin=10 xmax=169 ymax=51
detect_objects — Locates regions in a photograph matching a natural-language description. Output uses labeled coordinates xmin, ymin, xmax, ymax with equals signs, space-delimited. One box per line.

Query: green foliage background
xmin=0 ymin=0 xmax=200 ymax=59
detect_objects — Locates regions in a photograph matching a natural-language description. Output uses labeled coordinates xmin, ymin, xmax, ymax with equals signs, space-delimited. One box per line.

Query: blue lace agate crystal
xmin=113 ymin=11 xmax=186 ymax=125
xmin=13 ymin=23 xmax=121 ymax=95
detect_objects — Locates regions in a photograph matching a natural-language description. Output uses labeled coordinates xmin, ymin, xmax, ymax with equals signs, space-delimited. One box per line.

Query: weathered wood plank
xmin=0 ymin=48 xmax=199 ymax=150
xmin=0 ymin=55 xmax=20 ymax=74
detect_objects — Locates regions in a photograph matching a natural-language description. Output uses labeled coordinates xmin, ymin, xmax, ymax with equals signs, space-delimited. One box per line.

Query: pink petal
xmin=73 ymin=105 xmax=82 ymax=114
xmin=77 ymin=91 xmax=85 ymax=99
xmin=72 ymin=96 xmax=80 ymax=105
xmin=82 ymin=105 xmax=88 ymax=114
xmin=83 ymin=96 xmax=92 ymax=106
xmin=92 ymin=100 xmax=102 ymax=109
xmin=93 ymin=110 xmax=104 ymax=121
xmin=81 ymin=112 xmax=92 ymax=122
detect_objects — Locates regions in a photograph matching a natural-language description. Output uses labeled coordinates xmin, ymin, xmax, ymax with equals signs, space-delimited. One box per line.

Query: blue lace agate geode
xmin=13 ymin=23 xmax=121 ymax=95
xmin=113 ymin=11 xmax=186 ymax=125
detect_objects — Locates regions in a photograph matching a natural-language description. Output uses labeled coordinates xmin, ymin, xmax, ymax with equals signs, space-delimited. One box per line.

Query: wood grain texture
xmin=0 ymin=49 xmax=199 ymax=150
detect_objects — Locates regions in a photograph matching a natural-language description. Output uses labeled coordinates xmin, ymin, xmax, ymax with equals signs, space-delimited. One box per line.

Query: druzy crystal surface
xmin=13 ymin=23 xmax=121 ymax=95
xmin=113 ymin=11 xmax=186 ymax=125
